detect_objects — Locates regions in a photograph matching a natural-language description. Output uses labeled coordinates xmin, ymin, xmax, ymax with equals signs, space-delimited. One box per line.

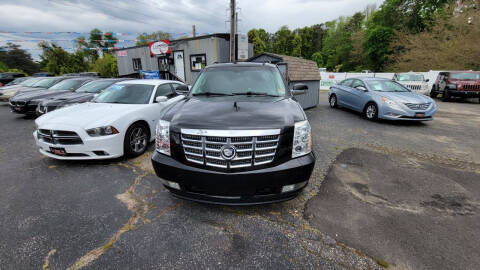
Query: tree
xmin=0 ymin=43 xmax=39 ymax=74
xmin=38 ymin=41 xmax=89 ymax=75
xmin=136 ymin=31 xmax=172 ymax=46
xmin=0 ymin=61 xmax=8 ymax=72
xmin=92 ymin=53 xmax=118 ymax=77
xmin=76 ymin=29 xmax=118 ymax=64
xmin=273 ymin=26 xmax=293 ymax=55
xmin=363 ymin=26 xmax=394 ymax=71
xmin=291 ymin=34 xmax=302 ymax=57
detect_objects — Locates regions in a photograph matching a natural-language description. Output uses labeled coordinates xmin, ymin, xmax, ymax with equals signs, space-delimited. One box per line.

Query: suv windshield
xmin=365 ymin=80 xmax=410 ymax=92
xmin=32 ymin=78 xmax=62 ymax=88
xmin=49 ymin=79 xmax=88 ymax=91
xmin=449 ymin=73 xmax=480 ymax=80
xmin=92 ymin=84 xmax=154 ymax=104
xmin=191 ymin=66 xmax=286 ymax=97
xmin=397 ymin=74 xmax=424 ymax=81
xmin=76 ymin=80 xmax=115 ymax=93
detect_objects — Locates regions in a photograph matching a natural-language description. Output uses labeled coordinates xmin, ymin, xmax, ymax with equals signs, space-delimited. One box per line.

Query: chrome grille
xmin=406 ymin=84 xmax=422 ymax=90
xmin=404 ymin=103 xmax=431 ymax=110
xmin=181 ymin=129 xmax=281 ymax=169
xmin=37 ymin=129 xmax=83 ymax=145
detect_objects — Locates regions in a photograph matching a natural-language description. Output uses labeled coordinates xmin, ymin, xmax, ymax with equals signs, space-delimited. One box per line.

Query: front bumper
xmin=9 ymin=101 xmax=38 ymax=115
xmin=33 ymin=129 xmax=124 ymax=160
xmin=151 ymin=151 xmax=316 ymax=205
xmin=379 ymin=103 xmax=437 ymax=121
xmin=447 ymin=90 xmax=480 ymax=98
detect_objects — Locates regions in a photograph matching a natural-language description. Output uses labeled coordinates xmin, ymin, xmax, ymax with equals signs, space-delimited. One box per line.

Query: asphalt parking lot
xmin=0 ymin=92 xmax=479 ymax=270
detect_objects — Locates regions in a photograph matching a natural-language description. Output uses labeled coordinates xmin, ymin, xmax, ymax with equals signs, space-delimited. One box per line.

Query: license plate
xmin=415 ymin=113 xmax=425 ymax=118
xmin=14 ymin=107 xmax=21 ymax=111
xmin=50 ymin=147 xmax=66 ymax=156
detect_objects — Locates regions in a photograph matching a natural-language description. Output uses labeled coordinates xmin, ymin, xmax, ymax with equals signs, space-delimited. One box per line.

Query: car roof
xmin=60 ymin=77 xmax=97 ymax=81
xmin=117 ymin=79 xmax=183 ymax=86
xmin=206 ymin=62 xmax=278 ymax=69
xmin=345 ymin=77 xmax=391 ymax=81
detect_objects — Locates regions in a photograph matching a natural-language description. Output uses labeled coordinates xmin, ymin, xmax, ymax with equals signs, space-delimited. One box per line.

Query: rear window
xmin=32 ymin=78 xmax=62 ymax=88
xmin=76 ymin=80 xmax=114 ymax=93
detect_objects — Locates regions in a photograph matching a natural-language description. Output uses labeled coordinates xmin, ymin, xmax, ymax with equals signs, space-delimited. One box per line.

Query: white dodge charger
xmin=34 ymin=79 xmax=185 ymax=160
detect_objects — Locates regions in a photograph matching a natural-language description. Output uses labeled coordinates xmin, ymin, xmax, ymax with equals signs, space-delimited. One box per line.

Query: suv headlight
xmin=155 ymin=120 xmax=170 ymax=156
xmin=86 ymin=126 xmax=119 ymax=137
xmin=447 ymin=83 xmax=457 ymax=90
xmin=292 ymin=120 xmax=312 ymax=158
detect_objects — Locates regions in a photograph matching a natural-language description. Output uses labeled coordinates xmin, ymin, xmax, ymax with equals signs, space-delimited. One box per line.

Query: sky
xmin=0 ymin=0 xmax=384 ymax=59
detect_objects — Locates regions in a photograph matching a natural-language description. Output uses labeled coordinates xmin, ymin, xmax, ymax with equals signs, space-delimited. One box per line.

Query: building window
xmin=132 ymin=58 xmax=142 ymax=71
xmin=190 ymin=54 xmax=206 ymax=71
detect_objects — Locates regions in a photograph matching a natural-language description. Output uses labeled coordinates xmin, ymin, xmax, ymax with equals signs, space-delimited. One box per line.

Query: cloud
xmin=0 ymin=0 xmax=384 ymax=59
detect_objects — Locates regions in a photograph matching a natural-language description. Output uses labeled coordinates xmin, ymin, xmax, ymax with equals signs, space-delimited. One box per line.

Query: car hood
xmin=36 ymin=102 xmax=144 ymax=129
xmin=11 ymin=89 xmax=70 ymax=102
xmin=42 ymin=92 xmax=95 ymax=105
xmin=164 ymin=96 xmax=306 ymax=132
xmin=377 ymin=91 xmax=433 ymax=104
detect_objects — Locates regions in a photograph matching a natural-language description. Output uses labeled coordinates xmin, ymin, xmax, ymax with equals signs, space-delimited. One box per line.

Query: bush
xmin=92 ymin=54 xmax=118 ymax=77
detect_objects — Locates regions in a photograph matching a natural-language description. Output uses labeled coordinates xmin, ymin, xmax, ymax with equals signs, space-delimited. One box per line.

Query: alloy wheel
xmin=130 ymin=127 xmax=147 ymax=153
xmin=366 ymin=104 xmax=376 ymax=119
xmin=330 ymin=95 xmax=337 ymax=108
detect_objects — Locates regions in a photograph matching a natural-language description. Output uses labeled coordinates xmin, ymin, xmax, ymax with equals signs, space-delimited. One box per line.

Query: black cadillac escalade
xmin=151 ymin=62 xmax=315 ymax=205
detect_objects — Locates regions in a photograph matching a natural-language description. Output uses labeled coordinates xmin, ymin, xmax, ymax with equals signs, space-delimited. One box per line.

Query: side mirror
xmin=175 ymin=84 xmax=189 ymax=95
xmin=425 ymin=79 xmax=430 ymax=82
xmin=356 ymin=86 xmax=368 ymax=92
xmin=155 ymin=96 xmax=168 ymax=103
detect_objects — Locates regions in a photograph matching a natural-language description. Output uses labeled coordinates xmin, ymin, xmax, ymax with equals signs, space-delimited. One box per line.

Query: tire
xmin=429 ymin=87 xmax=437 ymax=98
xmin=329 ymin=94 xmax=338 ymax=108
xmin=364 ymin=103 xmax=378 ymax=120
xmin=441 ymin=90 xmax=450 ymax=102
xmin=124 ymin=123 xmax=150 ymax=158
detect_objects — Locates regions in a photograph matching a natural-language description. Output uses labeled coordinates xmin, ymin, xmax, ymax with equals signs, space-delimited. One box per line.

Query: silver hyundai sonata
xmin=328 ymin=77 xmax=437 ymax=121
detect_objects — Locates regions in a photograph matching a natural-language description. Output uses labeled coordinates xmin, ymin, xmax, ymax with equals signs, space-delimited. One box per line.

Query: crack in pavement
xmin=66 ymin=162 xmax=180 ymax=270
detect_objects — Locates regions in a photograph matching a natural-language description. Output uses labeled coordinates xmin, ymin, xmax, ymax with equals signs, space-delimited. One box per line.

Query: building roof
xmin=115 ymin=33 xmax=232 ymax=51
xmin=248 ymin=53 xmax=321 ymax=81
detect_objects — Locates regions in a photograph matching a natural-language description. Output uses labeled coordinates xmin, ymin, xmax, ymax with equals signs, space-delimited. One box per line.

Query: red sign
xmin=116 ymin=50 xmax=128 ymax=57
xmin=149 ymin=40 xmax=170 ymax=56
xmin=329 ymin=75 xmax=335 ymax=79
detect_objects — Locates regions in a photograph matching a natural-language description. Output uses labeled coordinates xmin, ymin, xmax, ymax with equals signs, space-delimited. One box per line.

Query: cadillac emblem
xmin=221 ymin=145 xmax=236 ymax=160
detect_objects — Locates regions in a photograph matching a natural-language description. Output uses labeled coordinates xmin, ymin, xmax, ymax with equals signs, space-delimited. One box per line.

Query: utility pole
xmin=235 ymin=11 xmax=238 ymax=35
xmin=192 ymin=25 xmax=196 ymax=38
xmin=229 ymin=0 xmax=235 ymax=62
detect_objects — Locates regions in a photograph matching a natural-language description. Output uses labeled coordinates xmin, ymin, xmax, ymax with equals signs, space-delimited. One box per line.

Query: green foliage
xmin=76 ymin=28 xmax=118 ymax=63
xmin=0 ymin=61 xmax=7 ymax=72
xmin=92 ymin=54 xmax=118 ymax=77
xmin=39 ymin=42 xmax=89 ymax=75
xmin=136 ymin=31 xmax=172 ymax=46
xmin=364 ymin=26 xmax=394 ymax=71
xmin=246 ymin=0 xmax=451 ymax=72
xmin=0 ymin=43 xmax=39 ymax=74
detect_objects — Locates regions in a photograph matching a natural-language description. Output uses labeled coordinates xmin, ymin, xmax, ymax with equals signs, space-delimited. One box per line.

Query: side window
xmin=154 ymin=84 xmax=174 ymax=101
xmin=351 ymin=79 xmax=365 ymax=88
xmin=341 ymin=79 xmax=353 ymax=87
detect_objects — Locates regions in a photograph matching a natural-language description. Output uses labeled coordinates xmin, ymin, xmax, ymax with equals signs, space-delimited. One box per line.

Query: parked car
xmin=0 ymin=77 xmax=44 ymax=101
xmin=32 ymin=72 xmax=54 ymax=77
xmin=151 ymin=62 xmax=316 ymax=205
xmin=393 ymin=72 xmax=429 ymax=95
xmin=36 ymin=78 xmax=131 ymax=116
xmin=430 ymin=71 xmax=480 ymax=102
xmin=0 ymin=72 xmax=26 ymax=85
xmin=2 ymin=77 xmax=29 ymax=87
xmin=34 ymin=80 xmax=185 ymax=159
xmin=9 ymin=77 xmax=96 ymax=115
xmin=329 ymin=77 xmax=437 ymax=121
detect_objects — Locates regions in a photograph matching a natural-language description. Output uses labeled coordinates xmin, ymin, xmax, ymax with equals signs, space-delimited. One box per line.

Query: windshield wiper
xmin=232 ymin=91 xmax=280 ymax=97
xmin=192 ymin=92 xmax=233 ymax=96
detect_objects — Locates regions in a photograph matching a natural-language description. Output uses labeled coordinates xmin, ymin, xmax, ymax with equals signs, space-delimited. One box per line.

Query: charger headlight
xmin=292 ymin=120 xmax=312 ymax=158
xmin=155 ymin=120 xmax=170 ymax=156
xmin=86 ymin=126 xmax=119 ymax=137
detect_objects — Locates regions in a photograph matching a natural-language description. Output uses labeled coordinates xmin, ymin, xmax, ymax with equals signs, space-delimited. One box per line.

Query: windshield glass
xmin=191 ymin=66 xmax=286 ymax=96
xmin=48 ymin=79 xmax=88 ymax=91
xmin=76 ymin=80 xmax=115 ymax=93
xmin=32 ymin=78 xmax=62 ymax=88
xmin=92 ymin=84 xmax=154 ymax=104
xmin=449 ymin=73 xmax=480 ymax=80
xmin=365 ymin=80 xmax=410 ymax=92
xmin=6 ymin=77 xmax=28 ymax=85
xmin=20 ymin=78 xmax=42 ymax=86
xmin=397 ymin=74 xmax=424 ymax=81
